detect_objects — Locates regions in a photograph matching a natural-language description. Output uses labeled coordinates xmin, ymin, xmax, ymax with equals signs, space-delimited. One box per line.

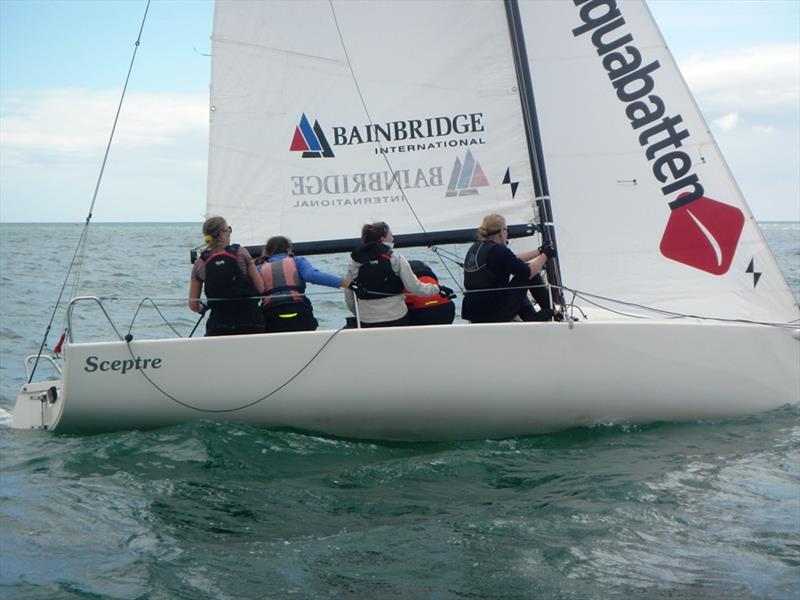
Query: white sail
xmin=521 ymin=0 xmax=799 ymax=323
xmin=207 ymin=0 xmax=537 ymax=245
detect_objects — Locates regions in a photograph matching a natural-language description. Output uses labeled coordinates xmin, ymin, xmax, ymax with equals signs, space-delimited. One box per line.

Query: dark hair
xmin=263 ymin=235 xmax=292 ymax=259
xmin=361 ymin=221 xmax=389 ymax=243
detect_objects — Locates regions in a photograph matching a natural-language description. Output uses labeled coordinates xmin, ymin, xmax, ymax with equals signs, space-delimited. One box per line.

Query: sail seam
xmin=212 ymin=36 xmax=348 ymax=66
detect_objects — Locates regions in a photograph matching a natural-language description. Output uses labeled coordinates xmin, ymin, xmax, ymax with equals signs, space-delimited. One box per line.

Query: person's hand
xmin=539 ymin=243 xmax=557 ymax=259
xmin=199 ymin=301 xmax=209 ymax=315
xmin=438 ymin=285 xmax=456 ymax=299
xmin=341 ymin=278 xmax=353 ymax=289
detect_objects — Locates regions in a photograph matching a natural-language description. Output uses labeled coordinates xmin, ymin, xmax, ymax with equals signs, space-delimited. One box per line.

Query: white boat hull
xmin=12 ymin=320 xmax=800 ymax=440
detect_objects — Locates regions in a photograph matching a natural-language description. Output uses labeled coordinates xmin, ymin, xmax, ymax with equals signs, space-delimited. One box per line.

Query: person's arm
xmin=490 ymin=245 xmax=539 ymax=280
xmin=343 ymin=262 xmax=358 ymax=315
xmin=240 ymin=247 xmax=265 ymax=294
xmin=296 ymin=256 xmax=346 ymax=288
xmin=248 ymin=261 xmax=265 ymax=294
xmin=188 ymin=278 xmax=204 ymax=313
xmin=395 ymin=255 xmax=439 ymax=296
xmin=527 ymin=254 xmax=547 ymax=278
xmin=516 ymin=248 xmax=540 ymax=262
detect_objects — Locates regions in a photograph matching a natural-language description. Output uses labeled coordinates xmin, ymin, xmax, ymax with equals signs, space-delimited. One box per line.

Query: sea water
xmin=0 ymin=222 xmax=798 ymax=599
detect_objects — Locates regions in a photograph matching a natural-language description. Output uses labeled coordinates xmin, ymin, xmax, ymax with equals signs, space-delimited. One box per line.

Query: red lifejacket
xmin=260 ymin=256 xmax=305 ymax=307
xmin=404 ymin=266 xmax=451 ymax=310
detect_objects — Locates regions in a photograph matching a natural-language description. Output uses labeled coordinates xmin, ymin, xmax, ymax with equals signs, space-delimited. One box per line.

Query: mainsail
xmin=207 ymin=0 xmax=538 ymax=247
xmin=521 ymin=0 xmax=798 ymax=322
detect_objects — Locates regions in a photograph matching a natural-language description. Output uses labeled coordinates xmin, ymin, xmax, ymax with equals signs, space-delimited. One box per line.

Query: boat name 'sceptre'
xmin=571 ymin=0 xmax=704 ymax=209
xmin=84 ymin=355 xmax=162 ymax=374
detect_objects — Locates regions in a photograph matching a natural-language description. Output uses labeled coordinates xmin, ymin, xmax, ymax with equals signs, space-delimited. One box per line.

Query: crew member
xmin=258 ymin=235 xmax=349 ymax=333
xmin=344 ymin=222 xmax=441 ymax=328
xmin=189 ymin=216 xmax=265 ymax=336
xmin=462 ymin=213 xmax=555 ymax=323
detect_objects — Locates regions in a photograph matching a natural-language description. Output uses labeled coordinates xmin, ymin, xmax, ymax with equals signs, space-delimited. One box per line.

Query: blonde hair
xmin=477 ymin=213 xmax=506 ymax=240
xmin=202 ymin=216 xmax=227 ymax=246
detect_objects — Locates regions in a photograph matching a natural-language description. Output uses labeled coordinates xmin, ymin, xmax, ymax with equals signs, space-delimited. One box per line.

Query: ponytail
xmin=477 ymin=213 xmax=505 ymax=240
xmin=361 ymin=221 xmax=389 ymax=243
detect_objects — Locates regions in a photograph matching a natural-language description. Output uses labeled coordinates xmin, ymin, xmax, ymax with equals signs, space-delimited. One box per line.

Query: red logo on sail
xmin=290 ymin=113 xmax=334 ymax=158
xmin=659 ymin=195 xmax=744 ymax=275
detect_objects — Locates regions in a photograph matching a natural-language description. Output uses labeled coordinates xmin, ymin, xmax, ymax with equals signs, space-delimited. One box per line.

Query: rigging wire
xmin=28 ymin=0 xmax=152 ymax=383
xmin=126 ymin=297 xmax=183 ymax=338
xmin=428 ymin=246 xmax=465 ymax=268
xmin=70 ymin=284 xmax=799 ymax=339
xmin=124 ymin=326 xmax=347 ymax=413
xmin=554 ymin=284 xmax=800 ymax=329
xmin=327 ymin=0 xmax=464 ymax=290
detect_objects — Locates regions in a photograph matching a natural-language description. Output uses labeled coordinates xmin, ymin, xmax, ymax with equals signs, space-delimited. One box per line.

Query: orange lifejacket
xmin=260 ymin=256 xmax=305 ymax=307
xmin=404 ymin=264 xmax=451 ymax=310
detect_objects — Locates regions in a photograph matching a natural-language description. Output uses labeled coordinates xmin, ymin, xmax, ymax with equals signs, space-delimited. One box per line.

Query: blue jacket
xmin=260 ymin=253 xmax=342 ymax=288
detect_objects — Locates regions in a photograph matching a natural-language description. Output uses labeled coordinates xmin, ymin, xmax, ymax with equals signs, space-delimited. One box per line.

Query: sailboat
xmin=12 ymin=0 xmax=799 ymax=439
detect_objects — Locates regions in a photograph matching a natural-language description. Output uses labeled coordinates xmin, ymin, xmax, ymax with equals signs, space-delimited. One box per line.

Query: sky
xmin=0 ymin=0 xmax=798 ymax=222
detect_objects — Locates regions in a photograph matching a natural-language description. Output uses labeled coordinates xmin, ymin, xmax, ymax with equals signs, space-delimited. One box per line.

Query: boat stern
xmin=12 ymin=380 xmax=64 ymax=430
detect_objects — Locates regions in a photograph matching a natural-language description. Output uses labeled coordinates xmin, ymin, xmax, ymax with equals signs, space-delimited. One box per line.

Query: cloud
xmin=0 ymin=88 xmax=209 ymax=222
xmin=1 ymin=88 xmax=208 ymax=166
xmin=713 ymin=112 xmax=740 ymax=131
xmin=672 ymin=44 xmax=799 ymax=220
xmin=678 ymin=44 xmax=800 ymax=121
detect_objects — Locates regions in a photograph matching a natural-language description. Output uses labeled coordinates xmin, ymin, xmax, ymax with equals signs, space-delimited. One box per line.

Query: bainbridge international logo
xmin=290 ymin=113 xmax=334 ymax=158
xmin=446 ymin=150 xmax=488 ymax=197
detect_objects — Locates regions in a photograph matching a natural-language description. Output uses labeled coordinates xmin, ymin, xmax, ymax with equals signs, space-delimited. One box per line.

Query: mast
xmin=504 ymin=0 xmax=565 ymax=312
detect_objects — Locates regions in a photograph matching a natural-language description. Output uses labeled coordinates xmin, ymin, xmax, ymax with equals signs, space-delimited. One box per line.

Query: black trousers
xmin=206 ymin=301 xmax=264 ymax=336
xmin=262 ymin=302 xmax=318 ymax=333
xmin=470 ymin=273 xmax=553 ymax=323
xmin=359 ymin=314 xmax=410 ymax=328
xmin=407 ymin=302 xmax=455 ymax=326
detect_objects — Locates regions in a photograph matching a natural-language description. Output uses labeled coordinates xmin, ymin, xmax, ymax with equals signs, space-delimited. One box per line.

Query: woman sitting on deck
xmin=188 ymin=216 xmax=265 ymax=336
xmin=462 ymin=213 xmax=555 ymax=323
xmin=344 ymin=222 xmax=441 ymax=328
xmin=258 ymin=235 xmax=349 ymax=333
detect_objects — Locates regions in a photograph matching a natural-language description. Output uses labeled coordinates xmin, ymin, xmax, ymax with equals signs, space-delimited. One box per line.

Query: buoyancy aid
xmin=463 ymin=241 xmax=508 ymax=290
xmin=404 ymin=260 xmax=451 ymax=310
xmin=351 ymin=242 xmax=404 ymax=300
xmin=260 ymin=256 xmax=306 ymax=307
xmin=201 ymin=244 xmax=255 ymax=302
xmin=200 ymin=244 xmax=262 ymax=335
